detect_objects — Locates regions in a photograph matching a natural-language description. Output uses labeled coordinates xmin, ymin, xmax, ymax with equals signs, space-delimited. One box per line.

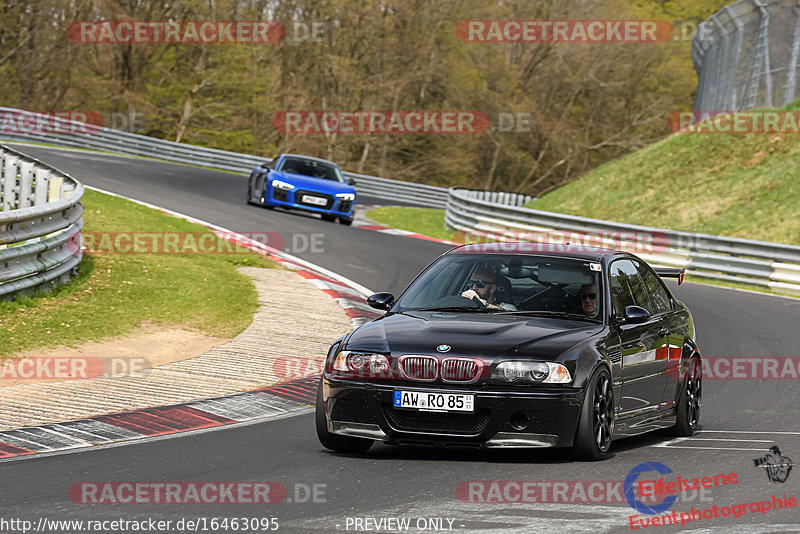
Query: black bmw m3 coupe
xmin=316 ymin=243 xmax=701 ymax=461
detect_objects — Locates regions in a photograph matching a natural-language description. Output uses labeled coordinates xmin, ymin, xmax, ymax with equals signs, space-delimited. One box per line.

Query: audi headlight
xmin=492 ymin=361 xmax=572 ymax=384
xmin=336 ymin=193 xmax=355 ymax=201
xmin=272 ymin=179 xmax=295 ymax=190
xmin=332 ymin=350 xmax=392 ymax=378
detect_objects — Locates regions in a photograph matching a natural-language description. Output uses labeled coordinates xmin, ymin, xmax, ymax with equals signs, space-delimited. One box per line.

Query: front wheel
xmin=572 ymin=366 xmax=614 ymax=461
xmin=315 ymin=380 xmax=373 ymax=453
xmin=671 ymin=356 xmax=701 ymax=436
xmin=339 ymin=218 xmax=353 ymax=226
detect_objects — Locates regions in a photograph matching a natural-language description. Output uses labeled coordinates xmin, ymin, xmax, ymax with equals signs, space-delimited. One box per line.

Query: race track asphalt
xmin=2 ymin=144 xmax=799 ymax=533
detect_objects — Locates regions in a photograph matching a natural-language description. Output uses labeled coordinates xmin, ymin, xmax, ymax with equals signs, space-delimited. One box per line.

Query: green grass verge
xmin=524 ymin=106 xmax=800 ymax=246
xmin=365 ymin=206 xmax=455 ymax=242
xmin=0 ymin=189 xmax=277 ymax=356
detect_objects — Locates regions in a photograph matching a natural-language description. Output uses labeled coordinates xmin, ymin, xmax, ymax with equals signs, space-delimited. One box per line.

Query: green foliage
xmin=0 ymin=0 xmax=731 ymax=194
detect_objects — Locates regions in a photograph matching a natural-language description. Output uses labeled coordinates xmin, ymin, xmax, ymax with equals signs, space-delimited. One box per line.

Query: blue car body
xmin=247 ymin=154 xmax=356 ymax=224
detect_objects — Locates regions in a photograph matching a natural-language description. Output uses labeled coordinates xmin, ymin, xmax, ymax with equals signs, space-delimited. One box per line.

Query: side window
xmin=609 ymin=260 xmax=651 ymax=316
xmin=634 ymin=261 xmax=673 ymax=315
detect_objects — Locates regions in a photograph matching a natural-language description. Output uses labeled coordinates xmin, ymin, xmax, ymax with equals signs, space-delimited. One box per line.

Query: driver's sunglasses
xmin=468 ymin=280 xmax=495 ymax=289
xmin=579 ymin=292 xmax=597 ymax=300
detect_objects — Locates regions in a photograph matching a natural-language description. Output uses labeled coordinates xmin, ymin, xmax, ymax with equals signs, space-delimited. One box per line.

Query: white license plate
xmin=393 ymin=390 xmax=474 ymax=412
xmin=301 ymin=195 xmax=327 ymax=206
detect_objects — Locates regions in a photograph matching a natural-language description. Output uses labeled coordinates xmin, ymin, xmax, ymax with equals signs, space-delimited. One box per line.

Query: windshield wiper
xmin=410 ymin=305 xmax=495 ymax=313
xmin=495 ymin=310 xmax=601 ymax=322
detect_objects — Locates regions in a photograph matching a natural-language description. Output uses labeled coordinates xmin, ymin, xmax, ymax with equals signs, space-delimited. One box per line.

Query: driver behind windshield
xmin=460 ymin=267 xmax=517 ymax=311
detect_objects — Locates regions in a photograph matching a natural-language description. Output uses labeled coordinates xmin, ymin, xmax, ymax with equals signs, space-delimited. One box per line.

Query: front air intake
xmin=398 ymin=355 xmax=437 ymax=381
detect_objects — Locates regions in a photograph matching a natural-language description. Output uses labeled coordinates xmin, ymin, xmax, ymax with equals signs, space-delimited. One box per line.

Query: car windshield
xmin=394 ymin=254 xmax=603 ymax=321
xmin=278 ymin=157 xmax=343 ymax=182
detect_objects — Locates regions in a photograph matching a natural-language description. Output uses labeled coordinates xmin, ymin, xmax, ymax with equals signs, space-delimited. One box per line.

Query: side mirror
xmin=622 ymin=305 xmax=651 ymax=325
xmin=367 ymin=292 xmax=394 ymax=311
xmin=347 ymin=177 xmax=356 ymax=186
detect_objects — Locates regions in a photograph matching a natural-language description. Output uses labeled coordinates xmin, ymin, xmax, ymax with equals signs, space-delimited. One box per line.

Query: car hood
xmin=345 ymin=311 xmax=603 ymax=361
xmin=271 ymin=170 xmax=355 ymax=194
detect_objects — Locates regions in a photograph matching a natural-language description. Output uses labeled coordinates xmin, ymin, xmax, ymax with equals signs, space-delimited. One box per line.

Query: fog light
xmin=510 ymin=412 xmax=529 ymax=431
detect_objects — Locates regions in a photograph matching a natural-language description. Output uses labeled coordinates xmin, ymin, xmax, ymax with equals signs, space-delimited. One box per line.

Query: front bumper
xmin=322 ymin=377 xmax=585 ymax=449
xmin=267 ymin=187 xmax=354 ymax=218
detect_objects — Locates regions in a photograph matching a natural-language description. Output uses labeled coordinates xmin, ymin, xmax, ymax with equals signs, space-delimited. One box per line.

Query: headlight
xmin=332 ymin=350 xmax=392 ymax=378
xmin=492 ymin=361 xmax=572 ymax=384
xmin=272 ymin=179 xmax=295 ymax=190
xmin=335 ymin=193 xmax=355 ymax=201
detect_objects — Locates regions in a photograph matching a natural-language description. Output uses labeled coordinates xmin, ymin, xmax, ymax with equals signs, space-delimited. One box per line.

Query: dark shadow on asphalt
xmin=318 ymin=427 xmax=697 ymax=465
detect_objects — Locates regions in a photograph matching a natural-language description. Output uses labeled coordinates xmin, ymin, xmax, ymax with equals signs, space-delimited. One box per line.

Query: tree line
xmin=0 ymin=0 xmax=729 ymax=194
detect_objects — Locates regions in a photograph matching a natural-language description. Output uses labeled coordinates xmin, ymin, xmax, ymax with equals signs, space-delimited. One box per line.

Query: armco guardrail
xmin=0 ymin=144 xmax=84 ymax=299
xmin=446 ymin=188 xmax=800 ymax=295
xmin=0 ymin=108 xmax=449 ymax=207
xmin=4 ymin=109 xmax=798 ymax=295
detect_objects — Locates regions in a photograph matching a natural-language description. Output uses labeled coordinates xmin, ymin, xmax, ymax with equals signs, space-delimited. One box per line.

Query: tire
xmin=339 ymin=218 xmax=353 ymax=226
xmin=315 ymin=380 xmax=373 ymax=453
xmin=320 ymin=214 xmax=336 ymax=222
xmin=572 ymin=366 xmax=614 ymax=461
xmin=671 ymin=356 xmax=701 ymax=436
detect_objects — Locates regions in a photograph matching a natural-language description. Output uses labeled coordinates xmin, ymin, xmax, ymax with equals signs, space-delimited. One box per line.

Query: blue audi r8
xmin=247 ymin=154 xmax=357 ymax=225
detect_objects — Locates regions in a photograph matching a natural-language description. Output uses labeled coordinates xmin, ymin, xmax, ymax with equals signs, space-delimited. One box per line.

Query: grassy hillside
xmin=525 ymin=116 xmax=800 ymax=245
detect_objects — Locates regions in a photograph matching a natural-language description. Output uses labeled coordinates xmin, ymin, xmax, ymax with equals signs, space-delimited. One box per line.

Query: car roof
xmin=447 ymin=242 xmax=629 ymax=262
xmin=278 ymin=153 xmax=340 ymax=167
